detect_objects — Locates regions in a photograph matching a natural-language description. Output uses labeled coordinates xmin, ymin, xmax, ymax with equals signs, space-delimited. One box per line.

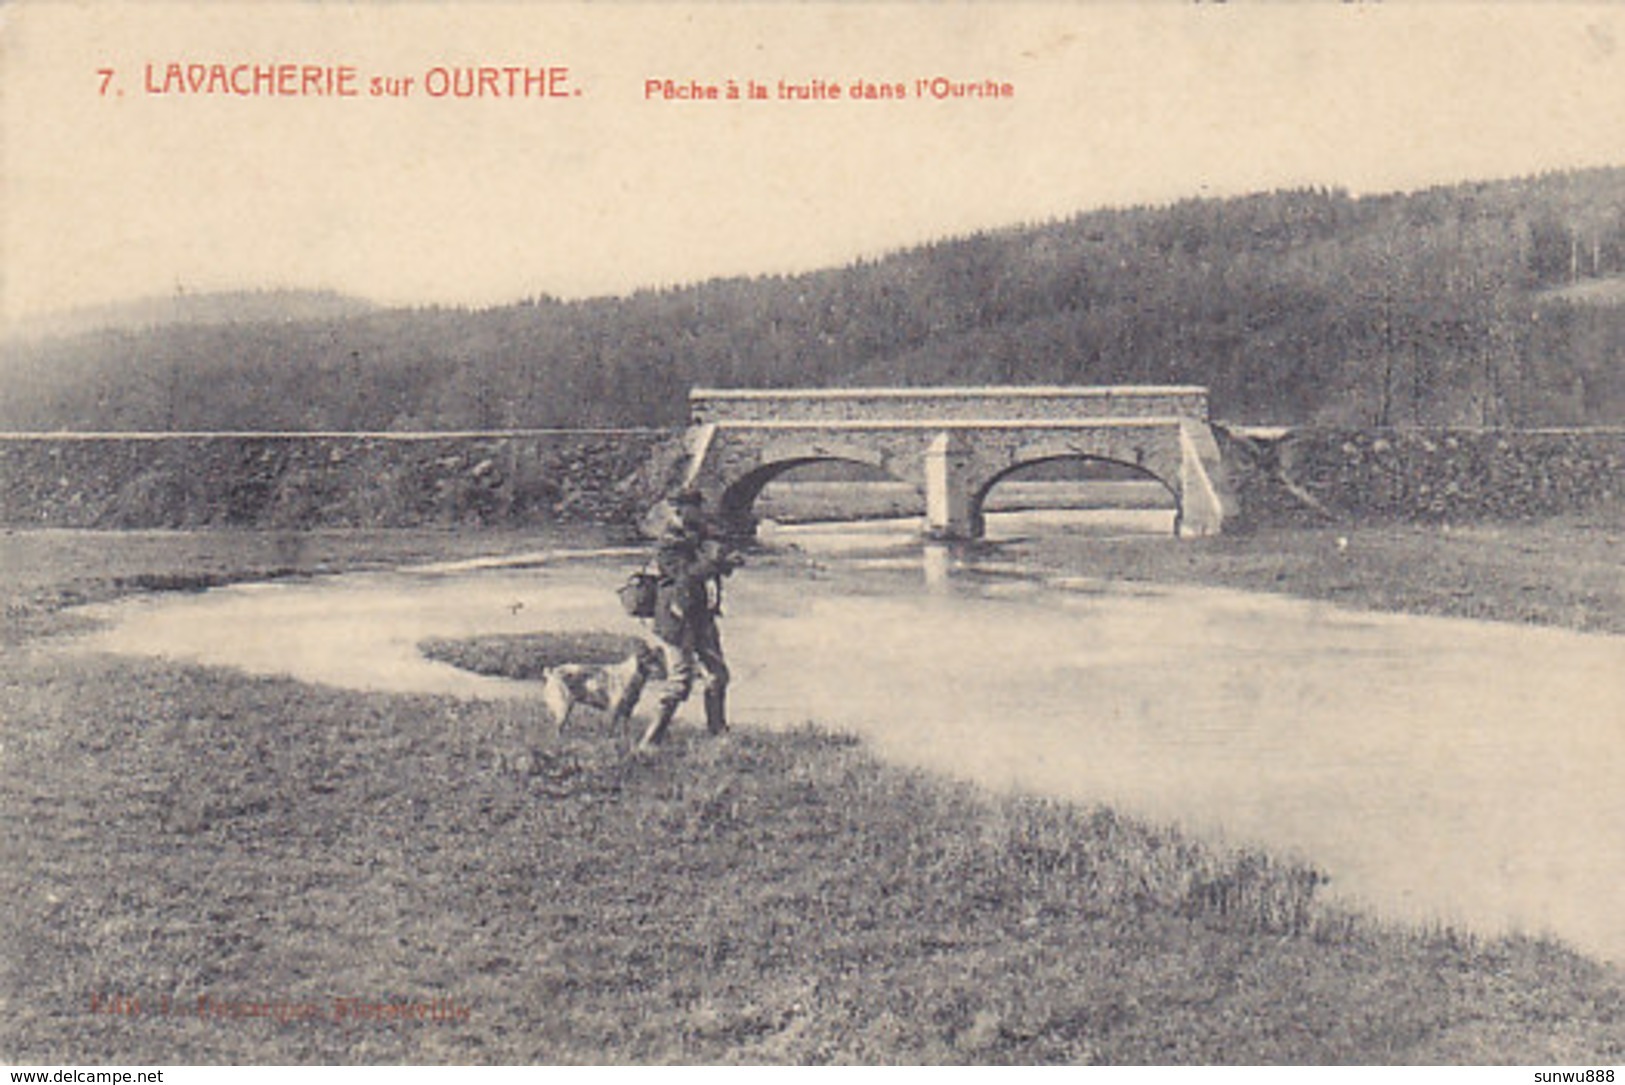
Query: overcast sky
xmin=5 ymin=2 xmax=1625 ymax=329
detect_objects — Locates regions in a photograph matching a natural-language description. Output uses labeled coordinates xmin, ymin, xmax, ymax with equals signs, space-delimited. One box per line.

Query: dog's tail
xmin=539 ymin=668 xmax=573 ymax=734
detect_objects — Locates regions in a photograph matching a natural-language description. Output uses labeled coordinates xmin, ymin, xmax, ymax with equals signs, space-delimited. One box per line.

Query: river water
xmin=72 ymin=513 xmax=1625 ymax=963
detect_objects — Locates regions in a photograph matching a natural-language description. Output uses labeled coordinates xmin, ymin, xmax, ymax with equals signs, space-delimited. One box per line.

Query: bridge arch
xmin=717 ymin=452 xmax=914 ymax=525
xmin=969 ymin=453 xmax=1180 ymax=538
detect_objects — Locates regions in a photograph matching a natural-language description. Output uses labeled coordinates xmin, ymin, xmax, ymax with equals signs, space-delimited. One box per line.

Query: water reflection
xmin=921 ymin=543 xmax=951 ymax=591
xmin=759 ymin=506 xmax=1178 ymax=556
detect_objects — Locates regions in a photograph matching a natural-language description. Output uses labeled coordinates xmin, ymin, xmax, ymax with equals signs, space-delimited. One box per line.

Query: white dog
xmin=541 ymin=641 xmax=667 ymax=736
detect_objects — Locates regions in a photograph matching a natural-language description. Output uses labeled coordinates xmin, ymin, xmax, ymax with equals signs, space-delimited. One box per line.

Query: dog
xmin=541 ymin=640 xmax=667 ymax=736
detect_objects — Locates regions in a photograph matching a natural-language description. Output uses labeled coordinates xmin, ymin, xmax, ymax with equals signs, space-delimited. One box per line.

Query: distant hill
xmin=4 ymin=289 xmax=378 ymax=343
xmin=3 ymin=168 xmax=1625 ymax=432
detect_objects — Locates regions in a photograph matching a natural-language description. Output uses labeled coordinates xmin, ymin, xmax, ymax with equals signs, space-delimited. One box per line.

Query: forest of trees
xmin=4 ymin=167 xmax=1625 ymax=432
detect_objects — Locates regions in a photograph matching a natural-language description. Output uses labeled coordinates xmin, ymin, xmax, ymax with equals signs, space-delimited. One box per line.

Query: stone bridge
xmin=676 ymin=386 xmax=1234 ymax=539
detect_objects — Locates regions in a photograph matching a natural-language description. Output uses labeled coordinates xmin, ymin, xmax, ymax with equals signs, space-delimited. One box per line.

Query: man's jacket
xmin=651 ymin=526 xmax=731 ymax=647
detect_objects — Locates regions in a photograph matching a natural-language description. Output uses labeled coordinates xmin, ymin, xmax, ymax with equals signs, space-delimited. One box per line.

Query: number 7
xmin=97 ymin=68 xmax=114 ymax=95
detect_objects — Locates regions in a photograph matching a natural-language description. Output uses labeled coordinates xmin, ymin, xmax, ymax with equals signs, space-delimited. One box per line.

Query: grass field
xmin=2 ymin=521 xmax=1623 ymax=1064
xmin=1011 ymin=502 xmax=1625 ymax=636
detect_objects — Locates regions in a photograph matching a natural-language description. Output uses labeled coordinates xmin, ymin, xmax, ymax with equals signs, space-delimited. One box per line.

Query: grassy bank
xmin=763 ymin=485 xmax=1625 ymax=637
xmin=3 ymin=648 xmax=1622 ymax=1065
xmin=2 ymin=524 xmax=1623 ymax=1063
xmin=1007 ymin=503 xmax=1625 ymax=636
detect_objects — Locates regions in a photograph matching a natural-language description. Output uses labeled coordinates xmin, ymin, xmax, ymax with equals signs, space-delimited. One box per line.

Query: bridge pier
xmin=1175 ymin=419 xmax=1228 ymax=537
xmin=924 ymin=430 xmax=982 ymax=539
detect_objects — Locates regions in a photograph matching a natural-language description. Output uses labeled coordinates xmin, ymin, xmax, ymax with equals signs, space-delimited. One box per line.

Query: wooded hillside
xmin=5 ymin=168 xmax=1624 ymax=431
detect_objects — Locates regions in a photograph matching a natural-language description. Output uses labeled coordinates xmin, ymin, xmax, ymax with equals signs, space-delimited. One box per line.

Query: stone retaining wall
xmin=1 ymin=426 xmax=1619 ymax=531
xmin=1219 ymin=426 xmax=1625 ymax=528
xmin=0 ymin=431 xmax=680 ymax=530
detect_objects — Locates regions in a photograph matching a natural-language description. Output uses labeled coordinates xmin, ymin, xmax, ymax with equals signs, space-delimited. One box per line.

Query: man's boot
xmin=638 ymin=701 xmax=679 ymax=749
xmin=703 ymin=686 xmax=729 ymax=736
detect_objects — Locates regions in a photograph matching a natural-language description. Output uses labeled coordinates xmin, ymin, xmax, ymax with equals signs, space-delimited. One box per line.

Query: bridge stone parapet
xmin=690 ymin=385 xmax=1214 ymax=426
xmin=679 ymin=386 xmax=1233 ymax=540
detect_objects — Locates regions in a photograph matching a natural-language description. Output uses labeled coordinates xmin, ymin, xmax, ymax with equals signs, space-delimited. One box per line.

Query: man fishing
xmin=638 ymin=488 xmax=741 ymax=749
